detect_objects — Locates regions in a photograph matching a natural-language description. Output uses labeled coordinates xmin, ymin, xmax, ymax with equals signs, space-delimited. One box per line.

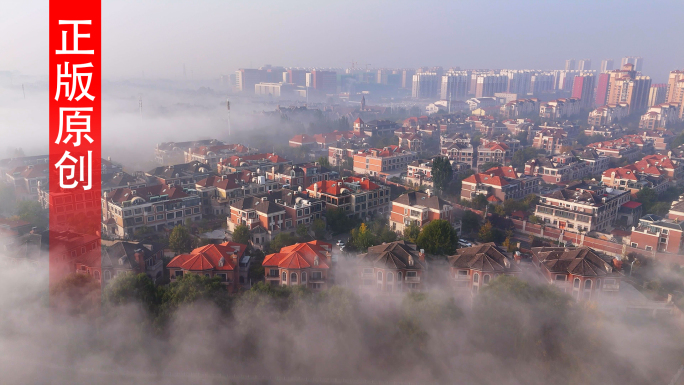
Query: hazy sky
xmin=2 ymin=0 xmax=684 ymax=81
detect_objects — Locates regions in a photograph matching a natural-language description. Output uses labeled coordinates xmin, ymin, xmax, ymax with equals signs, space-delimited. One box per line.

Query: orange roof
xmin=166 ymin=241 xmax=247 ymax=272
xmin=262 ymin=241 xmax=332 ymax=269
xmin=485 ymin=166 xmax=517 ymax=179
xmin=289 ymin=134 xmax=315 ymax=144
xmin=462 ymin=173 xmax=509 ymax=187
xmin=487 ymin=195 xmax=502 ymax=202
xmin=307 ymin=177 xmax=380 ymax=196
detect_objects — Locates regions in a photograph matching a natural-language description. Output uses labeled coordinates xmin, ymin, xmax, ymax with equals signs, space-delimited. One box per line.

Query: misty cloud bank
xmin=1 ymin=260 xmax=683 ymax=385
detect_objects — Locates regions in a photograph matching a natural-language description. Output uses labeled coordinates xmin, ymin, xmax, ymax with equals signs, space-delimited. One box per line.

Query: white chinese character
xmin=55 ymin=150 xmax=92 ymax=190
xmin=55 ymin=62 xmax=94 ymax=101
xmin=56 ymin=107 xmax=94 ymax=147
xmin=56 ymin=20 xmax=94 ymax=55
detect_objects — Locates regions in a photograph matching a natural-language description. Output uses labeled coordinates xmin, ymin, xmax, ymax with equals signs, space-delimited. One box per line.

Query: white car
xmin=458 ymin=240 xmax=472 ymax=247
xmin=336 ymin=240 xmax=345 ymax=246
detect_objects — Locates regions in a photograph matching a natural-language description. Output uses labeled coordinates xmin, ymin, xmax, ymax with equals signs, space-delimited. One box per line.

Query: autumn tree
xmin=350 ymin=223 xmax=375 ymax=251
xmin=477 ymin=221 xmax=495 ymax=243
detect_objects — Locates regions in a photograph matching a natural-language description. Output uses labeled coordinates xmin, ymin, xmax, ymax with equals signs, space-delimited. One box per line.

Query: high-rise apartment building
xmin=577 ymin=59 xmax=591 ymax=71
xmin=401 ymin=69 xmax=416 ymax=89
xmin=310 ymin=70 xmax=337 ymax=95
xmin=600 ymin=59 xmax=614 ymax=73
xmin=286 ymin=69 xmax=308 ymax=87
xmin=605 ymin=64 xmax=651 ymax=113
xmin=412 ymin=72 xmax=440 ymax=99
xmin=475 ymin=74 xmax=507 ymax=97
xmin=666 ymin=70 xmax=684 ymax=103
xmin=236 ymin=69 xmax=264 ymax=93
xmin=621 ymin=57 xmax=643 ymax=72
xmin=595 ymin=73 xmax=610 ymax=106
xmin=571 ymin=73 xmax=596 ymax=109
xmin=648 ymin=84 xmax=668 ymax=107
xmin=501 ymin=70 xmax=533 ymax=95
xmin=565 ymin=59 xmax=576 ymax=71
xmin=440 ymin=72 xmax=469 ymax=101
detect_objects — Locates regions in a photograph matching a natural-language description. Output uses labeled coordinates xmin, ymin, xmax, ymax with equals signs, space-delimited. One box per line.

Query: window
xmin=483 ymin=275 xmax=490 ymax=284
xmin=104 ymin=270 xmax=111 ymax=280
xmin=290 ymin=272 xmax=298 ymax=283
xmin=584 ymin=280 xmax=592 ymax=290
xmin=93 ymin=271 xmax=100 ymax=280
xmin=473 ymin=273 xmax=479 ymax=283
xmin=282 ymin=272 xmax=287 ymax=282
xmin=458 ymin=270 xmax=468 ymax=276
xmin=269 ymin=269 xmax=278 ymax=277
xmin=406 ymin=271 xmax=417 ymax=277
xmin=301 ymin=272 xmax=307 ymax=282
xmin=377 ymin=271 xmax=383 ymax=281
xmin=363 ymin=268 xmax=373 ymax=274
xmin=573 ymin=278 xmax=580 ymax=288
xmin=555 ymin=275 xmax=566 ymax=281
xmin=311 ymin=271 xmax=322 ymax=280
xmin=175 ymin=271 xmax=183 ymax=278
xmin=387 ymin=272 xmax=394 ymax=282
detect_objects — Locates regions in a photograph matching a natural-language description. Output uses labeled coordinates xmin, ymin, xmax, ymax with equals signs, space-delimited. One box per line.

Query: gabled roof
xmin=462 ymin=173 xmax=509 ymax=187
xmin=106 ymin=184 xmax=188 ymax=203
xmin=484 ymin=166 xmax=517 ymax=179
xmin=103 ymin=241 xmax=161 ymax=269
xmin=531 ymin=247 xmax=618 ymax=278
xmin=392 ymin=191 xmax=451 ymax=211
xmin=448 ymin=243 xmax=520 ymax=273
xmin=167 ymin=241 xmax=247 ymax=272
xmin=262 ymin=241 xmax=332 ymax=269
xmin=358 ymin=241 xmax=426 ymax=270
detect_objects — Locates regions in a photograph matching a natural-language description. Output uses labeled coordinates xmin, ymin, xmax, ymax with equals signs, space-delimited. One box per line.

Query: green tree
xmin=636 ymin=187 xmax=657 ymax=205
xmin=316 ymin=156 xmax=331 ymax=168
xmin=311 ymin=218 xmax=327 ymax=240
xmin=133 ymin=225 xmax=153 ymax=240
xmin=477 ymin=221 xmax=495 ymax=243
xmin=471 ymin=193 xmax=489 ymax=210
xmin=269 ymin=232 xmax=298 ymax=253
xmin=403 ymin=221 xmax=421 ymax=243
xmin=296 ymin=223 xmax=309 ymax=239
xmin=431 ymin=156 xmax=453 ymax=192
xmin=16 ymin=200 xmax=48 ymax=229
xmin=461 ymin=210 xmax=481 ymax=234
xmin=169 ymin=225 xmax=193 ymax=254
xmin=327 ymin=207 xmax=357 ymax=233
xmin=49 ymin=273 xmax=101 ymax=316
xmin=159 ymin=274 xmax=224 ymax=315
xmin=104 ymin=272 xmax=158 ymax=313
xmin=415 ymin=219 xmax=458 ymax=255
xmin=479 ymin=161 xmax=502 ymax=172
xmin=350 ymin=223 xmax=375 ymax=251
xmin=231 ymin=224 xmax=251 ymax=245
xmin=511 ymin=147 xmax=540 ymax=169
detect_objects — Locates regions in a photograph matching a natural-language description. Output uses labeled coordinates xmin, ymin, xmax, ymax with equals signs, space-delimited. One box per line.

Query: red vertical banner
xmin=49 ymin=0 xmax=102 ymax=300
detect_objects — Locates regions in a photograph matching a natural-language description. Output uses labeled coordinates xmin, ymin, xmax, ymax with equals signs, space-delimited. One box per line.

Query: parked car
xmin=336 ymin=240 xmax=345 ymax=246
xmin=458 ymin=239 xmax=472 ymax=247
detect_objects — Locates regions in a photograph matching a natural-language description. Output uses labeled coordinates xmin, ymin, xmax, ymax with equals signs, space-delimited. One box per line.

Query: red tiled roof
xmin=262 ymin=241 xmax=332 ymax=269
xmin=462 ymin=173 xmax=509 ymax=187
xmin=167 ymin=241 xmax=247 ymax=272
xmin=485 ymin=166 xmax=517 ymax=179
xmin=621 ymin=201 xmax=642 ymax=209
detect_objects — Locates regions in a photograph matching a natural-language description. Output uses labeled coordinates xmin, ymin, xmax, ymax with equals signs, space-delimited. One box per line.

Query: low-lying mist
xmin=1 ymin=258 xmax=683 ymax=385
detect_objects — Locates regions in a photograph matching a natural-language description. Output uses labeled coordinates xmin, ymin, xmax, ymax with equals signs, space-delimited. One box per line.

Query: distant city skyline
xmin=2 ymin=0 xmax=684 ymax=82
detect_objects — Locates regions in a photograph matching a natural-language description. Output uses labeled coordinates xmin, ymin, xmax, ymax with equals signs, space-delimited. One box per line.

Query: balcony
xmin=602 ymin=283 xmax=619 ymax=291
xmin=361 ymin=272 xmax=374 ymax=278
xmin=405 ymin=276 xmax=420 ymax=282
xmin=454 ymin=274 xmax=470 ymax=281
xmin=309 ymin=276 xmax=325 ymax=283
xmin=146 ymin=260 xmax=163 ymax=273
